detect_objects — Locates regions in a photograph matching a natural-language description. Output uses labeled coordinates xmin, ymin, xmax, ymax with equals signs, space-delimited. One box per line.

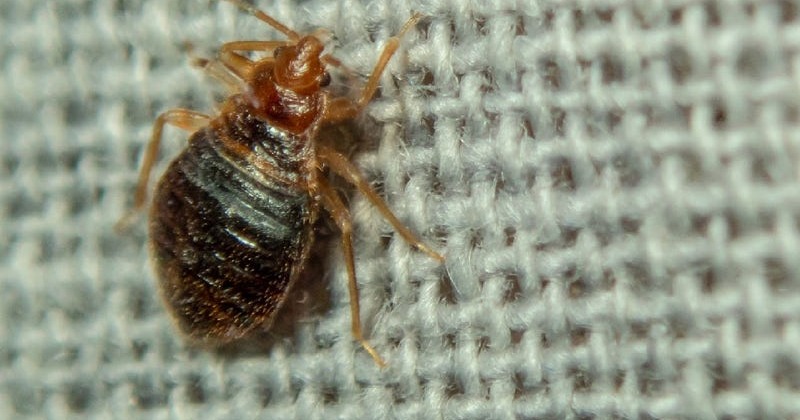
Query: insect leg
xmin=317 ymin=144 xmax=444 ymax=262
xmin=315 ymin=176 xmax=387 ymax=367
xmin=116 ymin=109 xmax=211 ymax=231
xmin=322 ymin=13 xmax=423 ymax=124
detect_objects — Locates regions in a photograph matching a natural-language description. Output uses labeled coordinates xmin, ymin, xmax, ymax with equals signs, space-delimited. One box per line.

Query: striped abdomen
xmin=149 ymin=122 xmax=314 ymax=343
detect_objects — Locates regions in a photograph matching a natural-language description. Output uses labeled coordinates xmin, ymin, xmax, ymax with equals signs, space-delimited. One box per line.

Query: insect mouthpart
xmin=273 ymin=37 xmax=326 ymax=93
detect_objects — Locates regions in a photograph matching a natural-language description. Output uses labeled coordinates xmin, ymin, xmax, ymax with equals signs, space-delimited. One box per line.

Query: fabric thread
xmin=3 ymin=0 xmax=800 ymax=418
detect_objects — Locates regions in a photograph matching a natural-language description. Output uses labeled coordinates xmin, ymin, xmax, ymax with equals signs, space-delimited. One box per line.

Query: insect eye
xmin=273 ymin=46 xmax=286 ymax=58
xmin=319 ymin=71 xmax=331 ymax=87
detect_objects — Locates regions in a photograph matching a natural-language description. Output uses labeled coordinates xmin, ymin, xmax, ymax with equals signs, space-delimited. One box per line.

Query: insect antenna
xmin=224 ymin=0 xmax=301 ymax=41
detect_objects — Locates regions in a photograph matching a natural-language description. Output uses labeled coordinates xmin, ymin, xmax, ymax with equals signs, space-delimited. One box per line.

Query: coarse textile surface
xmin=3 ymin=0 xmax=800 ymax=418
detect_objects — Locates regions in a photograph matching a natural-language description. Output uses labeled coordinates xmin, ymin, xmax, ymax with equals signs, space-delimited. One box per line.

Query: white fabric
xmin=3 ymin=0 xmax=800 ymax=418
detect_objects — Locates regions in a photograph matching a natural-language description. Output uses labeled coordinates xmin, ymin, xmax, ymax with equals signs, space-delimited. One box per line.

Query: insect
xmin=119 ymin=0 xmax=443 ymax=367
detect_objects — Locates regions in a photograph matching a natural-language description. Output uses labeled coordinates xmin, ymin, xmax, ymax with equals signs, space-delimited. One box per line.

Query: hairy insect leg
xmin=322 ymin=13 xmax=423 ymax=124
xmin=317 ymin=144 xmax=444 ymax=262
xmin=116 ymin=109 xmax=211 ymax=231
xmin=315 ymin=176 xmax=387 ymax=367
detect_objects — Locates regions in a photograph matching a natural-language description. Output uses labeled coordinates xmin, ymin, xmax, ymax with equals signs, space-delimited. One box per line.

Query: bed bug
xmin=118 ymin=0 xmax=442 ymax=367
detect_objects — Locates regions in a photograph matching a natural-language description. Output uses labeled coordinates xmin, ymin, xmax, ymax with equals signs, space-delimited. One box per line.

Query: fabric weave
xmin=3 ymin=0 xmax=800 ymax=418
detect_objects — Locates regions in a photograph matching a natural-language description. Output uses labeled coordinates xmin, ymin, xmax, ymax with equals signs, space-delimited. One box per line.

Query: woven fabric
xmin=4 ymin=0 xmax=800 ymax=418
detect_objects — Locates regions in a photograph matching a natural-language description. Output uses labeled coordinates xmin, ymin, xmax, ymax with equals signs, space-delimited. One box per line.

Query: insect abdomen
xmin=149 ymin=128 xmax=311 ymax=342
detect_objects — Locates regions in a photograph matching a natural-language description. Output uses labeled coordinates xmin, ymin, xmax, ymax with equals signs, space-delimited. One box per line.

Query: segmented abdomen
xmin=149 ymin=128 xmax=312 ymax=342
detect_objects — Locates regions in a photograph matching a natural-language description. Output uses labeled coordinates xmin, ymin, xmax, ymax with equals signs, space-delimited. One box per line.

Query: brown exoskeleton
xmin=119 ymin=1 xmax=442 ymax=367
